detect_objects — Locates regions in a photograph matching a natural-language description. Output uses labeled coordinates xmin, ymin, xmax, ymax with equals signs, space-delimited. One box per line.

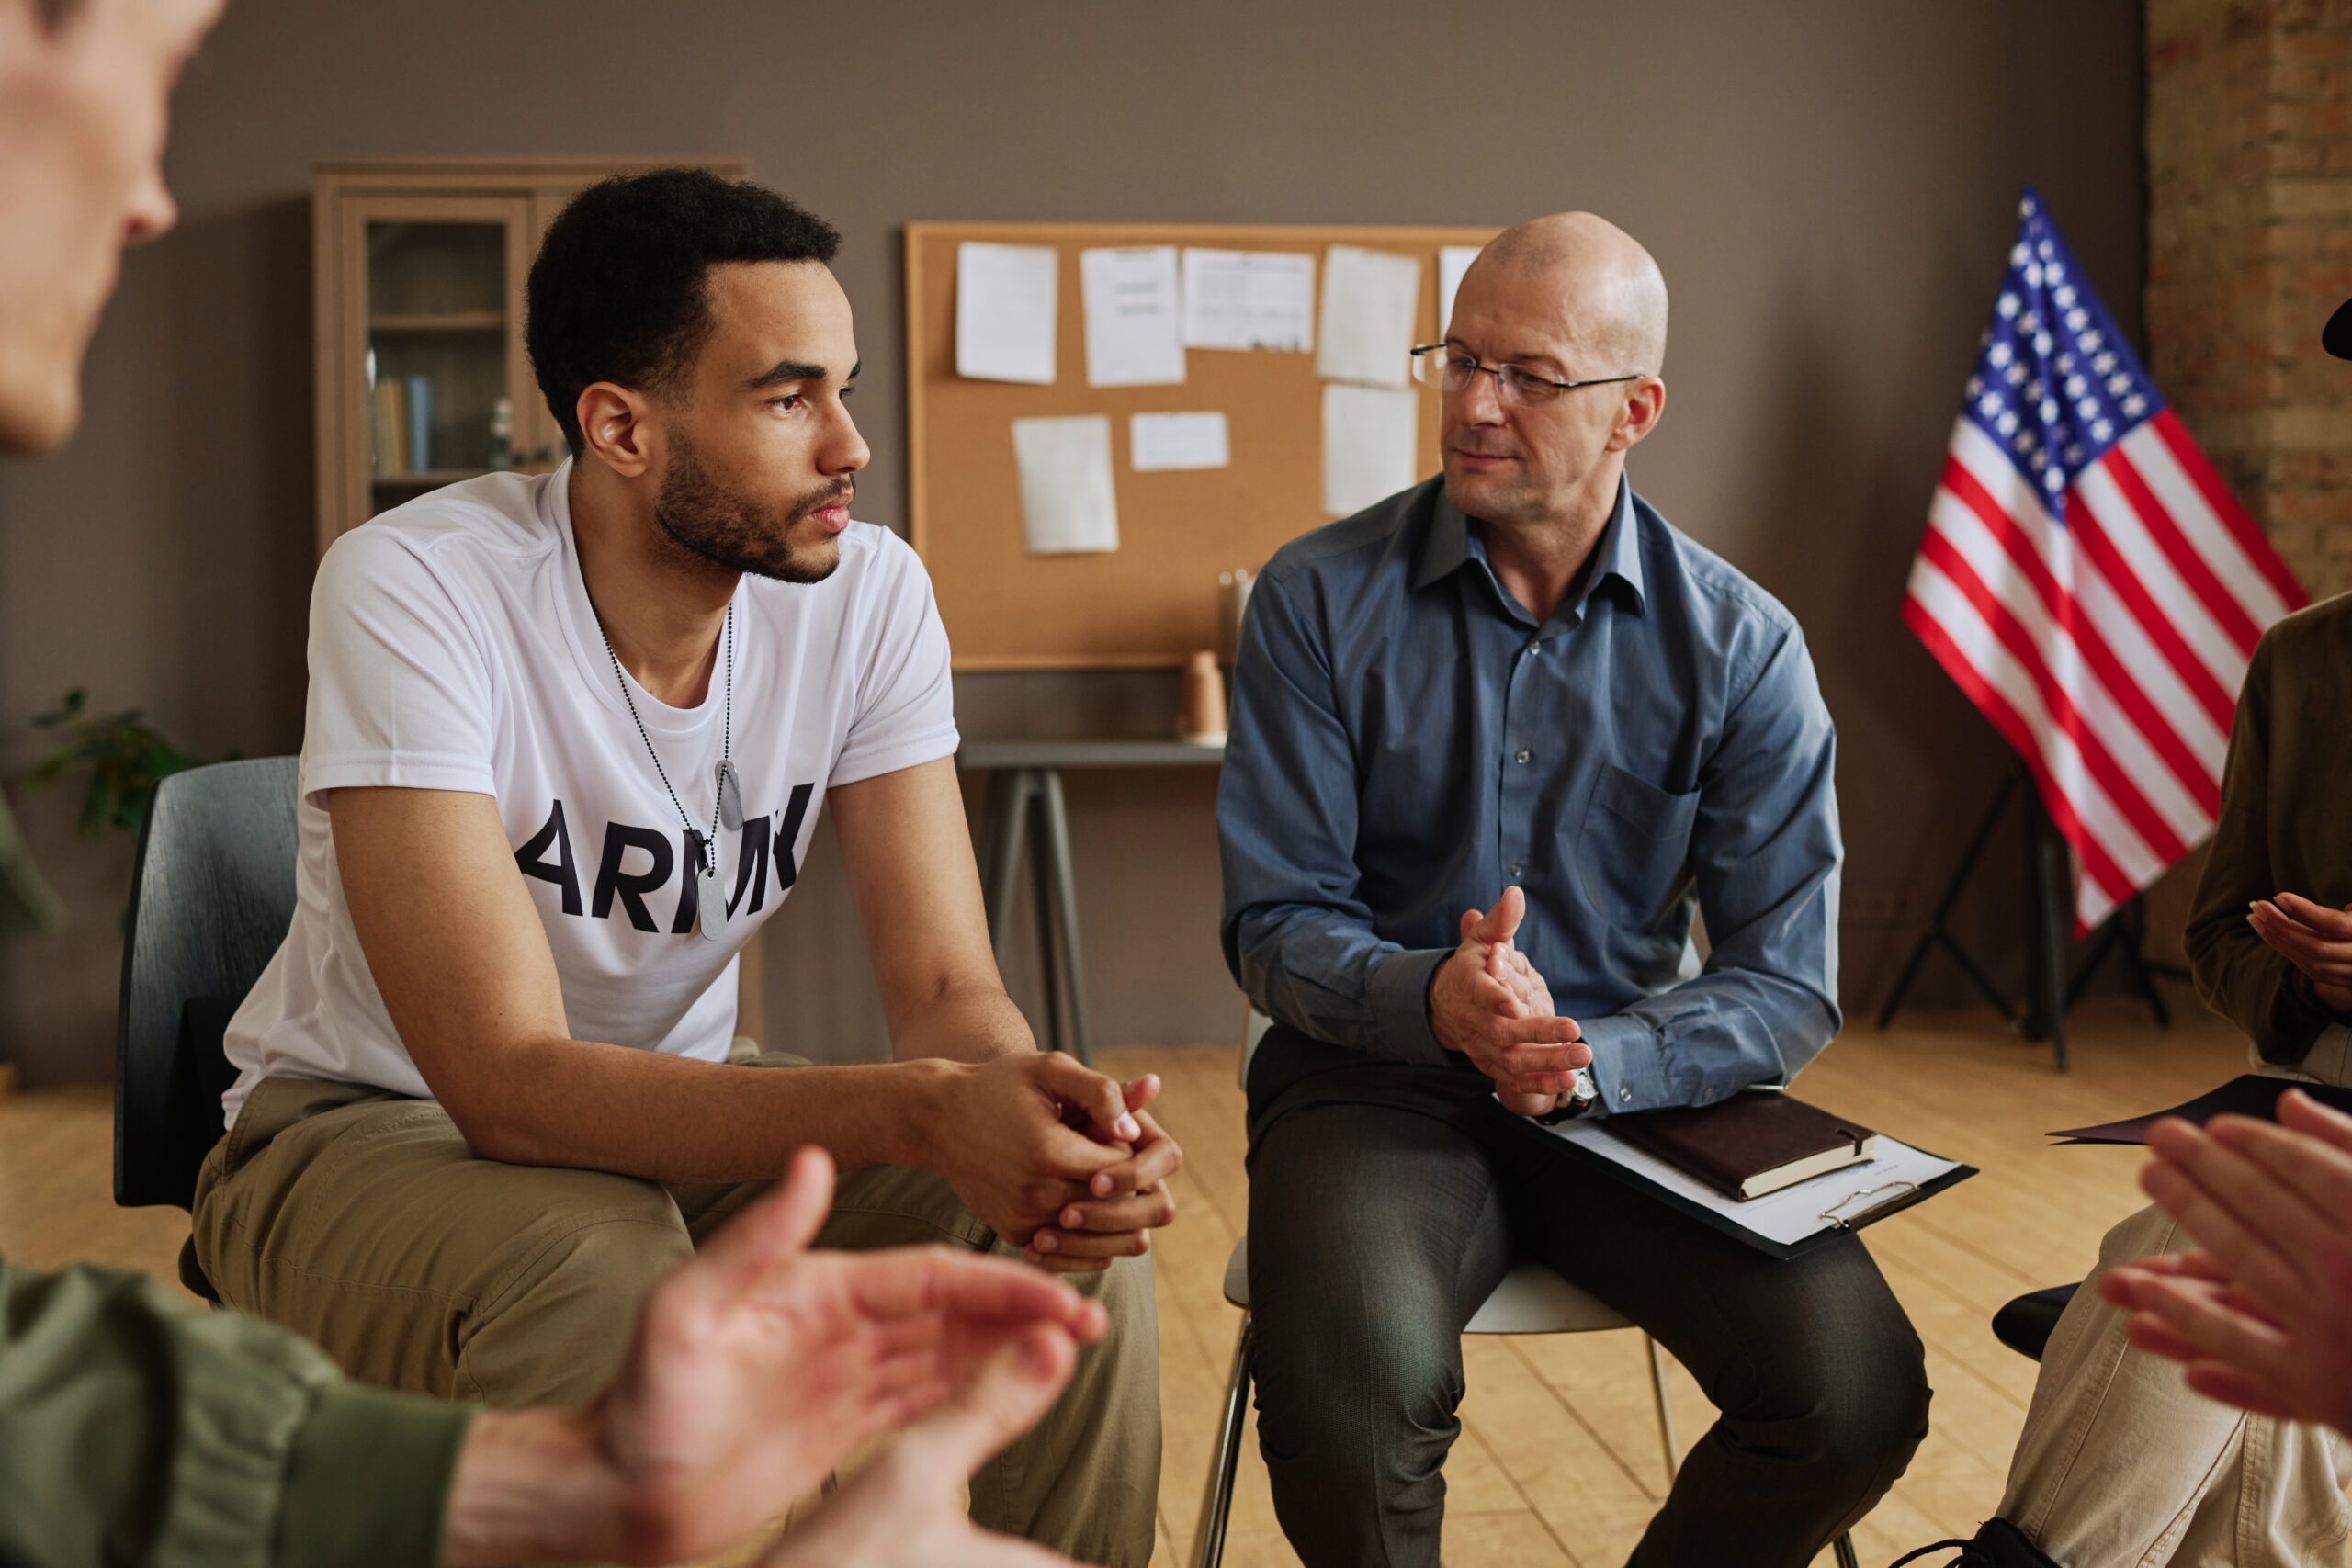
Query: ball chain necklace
xmin=590 ymin=599 xmax=742 ymax=943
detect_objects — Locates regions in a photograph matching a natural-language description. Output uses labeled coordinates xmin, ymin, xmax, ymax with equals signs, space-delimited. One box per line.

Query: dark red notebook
xmin=1608 ymin=1092 xmax=1878 ymax=1201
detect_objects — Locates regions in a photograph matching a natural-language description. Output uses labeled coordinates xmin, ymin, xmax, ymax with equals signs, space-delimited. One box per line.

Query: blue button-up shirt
xmin=1217 ymin=475 xmax=1841 ymax=1113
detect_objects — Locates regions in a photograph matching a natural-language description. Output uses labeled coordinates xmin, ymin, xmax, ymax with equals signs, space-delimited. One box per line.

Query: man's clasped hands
xmin=1429 ymin=886 xmax=1594 ymax=1114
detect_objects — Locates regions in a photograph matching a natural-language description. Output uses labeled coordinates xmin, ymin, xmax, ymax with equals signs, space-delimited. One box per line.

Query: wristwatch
xmin=1532 ymin=1064 xmax=1601 ymax=1125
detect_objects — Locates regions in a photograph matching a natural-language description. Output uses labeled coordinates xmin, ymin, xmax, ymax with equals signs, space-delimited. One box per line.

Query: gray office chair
xmin=1196 ymin=1010 xmax=1860 ymax=1568
xmin=113 ymin=757 xmax=300 ymax=1295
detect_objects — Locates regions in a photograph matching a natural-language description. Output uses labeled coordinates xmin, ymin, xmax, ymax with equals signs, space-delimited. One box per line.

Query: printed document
xmin=1012 ymin=415 xmax=1119 ymax=554
xmin=1182 ymin=249 xmax=1316 ymax=352
xmin=1321 ymin=383 xmax=1419 ymax=516
xmin=1438 ymin=244 xmax=1481 ymax=337
xmin=956 ymin=242 xmax=1057 ymax=384
xmin=1317 ymin=245 xmax=1420 ymax=387
xmin=1130 ymin=411 xmax=1230 ymax=471
xmin=1080 ymin=246 xmax=1185 ymax=387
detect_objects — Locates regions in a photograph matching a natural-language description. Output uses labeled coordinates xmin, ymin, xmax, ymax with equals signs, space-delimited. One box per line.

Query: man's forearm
xmin=438 ymin=1040 xmax=955 ymax=1183
xmin=888 ymin=976 xmax=1036 ymax=1065
xmin=1227 ymin=903 xmax=1451 ymax=1065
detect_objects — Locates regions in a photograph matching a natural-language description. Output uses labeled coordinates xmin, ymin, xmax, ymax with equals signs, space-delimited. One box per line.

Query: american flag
xmin=1904 ymin=189 xmax=2307 ymax=935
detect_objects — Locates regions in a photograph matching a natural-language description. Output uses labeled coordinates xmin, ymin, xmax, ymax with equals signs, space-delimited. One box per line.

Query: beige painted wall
xmin=0 ymin=0 xmax=2146 ymax=1079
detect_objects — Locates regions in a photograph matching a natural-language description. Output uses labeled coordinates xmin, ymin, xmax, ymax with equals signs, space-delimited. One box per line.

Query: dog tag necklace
xmin=594 ymin=601 xmax=735 ymax=942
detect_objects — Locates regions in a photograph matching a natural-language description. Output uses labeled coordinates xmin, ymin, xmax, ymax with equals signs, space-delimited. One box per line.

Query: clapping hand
xmin=760 ymin=1323 xmax=1083 ymax=1568
xmin=440 ymin=1145 xmax=1106 ymax=1566
xmin=1428 ymin=886 xmax=1589 ymax=1116
xmin=2247 ymin=894 xmax=2352 ymax=1012
xmin=2100 ymin=1090 xmax=2352 ymax=1437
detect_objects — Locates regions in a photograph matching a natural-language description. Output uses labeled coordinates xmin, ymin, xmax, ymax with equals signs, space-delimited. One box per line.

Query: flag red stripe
xmin=1902 ymin=593 xmax=2136 ymax=925
xmin=2098 ymin=446 xmax=2264 ymax=659
xmin=1915 ymin=528 xmax=2188 ymax=864
xmin=1933 ymin=474 xmax=2222 ymax=813
xmin=2146 ymin=411 xmax=2309 ymax=610
xmin=2054 ymin=491 xmax=2237 ymax=734
xmin=1939 ymin=456 xmax=2063 ymax=616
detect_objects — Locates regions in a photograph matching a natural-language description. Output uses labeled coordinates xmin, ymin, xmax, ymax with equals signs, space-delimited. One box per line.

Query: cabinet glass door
xmin=334 ymin=195 xmax=534 ymax=528
xmin=365 ymin=220 xmax=509 ymax=499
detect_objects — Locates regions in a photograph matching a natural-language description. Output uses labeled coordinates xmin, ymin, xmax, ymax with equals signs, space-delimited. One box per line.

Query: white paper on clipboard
xmin=1537 ymin=1119 xmax=1964 ymax=1249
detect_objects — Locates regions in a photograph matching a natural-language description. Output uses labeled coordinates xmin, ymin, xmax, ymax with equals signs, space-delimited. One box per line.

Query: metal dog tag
xmin=716 ymin=760 xmax=744 ymax=831
xmin=688 ymin=829 xmax=727 ymax=942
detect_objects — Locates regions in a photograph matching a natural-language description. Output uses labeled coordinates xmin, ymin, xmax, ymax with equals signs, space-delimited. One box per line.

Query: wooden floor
xmin=0 ymin=994 xmax=2282 ymax=1566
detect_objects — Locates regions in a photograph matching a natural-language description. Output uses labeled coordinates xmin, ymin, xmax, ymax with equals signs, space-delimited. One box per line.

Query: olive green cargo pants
xmin=190 ymin=1062 xmax=1160 ymax=1568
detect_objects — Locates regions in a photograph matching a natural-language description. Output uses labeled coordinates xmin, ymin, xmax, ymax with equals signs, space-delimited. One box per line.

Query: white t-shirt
xmin=220 ymin=463 xmax=958 ymax=1126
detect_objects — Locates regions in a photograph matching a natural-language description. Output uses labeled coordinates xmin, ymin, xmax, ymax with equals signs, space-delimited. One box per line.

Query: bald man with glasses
xmin=1216 ymin=214 xmax=1929 ymax=1568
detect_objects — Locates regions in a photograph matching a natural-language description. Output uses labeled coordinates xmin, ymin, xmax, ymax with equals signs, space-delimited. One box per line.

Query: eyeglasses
xmin=1408 ymin=344 xmax=1644 ymax=405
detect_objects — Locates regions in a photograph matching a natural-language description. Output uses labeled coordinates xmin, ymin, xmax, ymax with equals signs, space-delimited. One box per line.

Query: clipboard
xmin=1517 ymin=1107 xmax=1979 ymax=1262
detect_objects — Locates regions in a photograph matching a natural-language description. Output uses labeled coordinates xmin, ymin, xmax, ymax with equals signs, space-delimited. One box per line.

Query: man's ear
xmin=1609 ymin=378 xmax=1666 ymax=453
xmin=575 ymin=381 xmax=658 ymax=479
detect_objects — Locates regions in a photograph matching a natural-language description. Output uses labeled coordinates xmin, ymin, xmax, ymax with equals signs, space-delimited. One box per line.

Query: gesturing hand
xmin=929 ymin=1051 xmax=1171 ymax=1270
xmin=2099 ymin=1090 xmax=2352 ymax=1436
xmin=762 ymin=1324 xmax=1082 ymax=1568
xmin=1024 ymin=1073 xmax=1182 ymax=1272
xmin=440 ymin=1145 xmax=1107 ymax=1566
xmin=2247 ymin=893 xmax=2352 ymax=1012
xmin=1428 ymin=886 xmax=1589 ymax=1116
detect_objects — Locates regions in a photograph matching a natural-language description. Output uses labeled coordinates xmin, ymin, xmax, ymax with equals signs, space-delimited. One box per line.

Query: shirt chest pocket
xmin=1573 ymin=764 xmax=1701 ymax=931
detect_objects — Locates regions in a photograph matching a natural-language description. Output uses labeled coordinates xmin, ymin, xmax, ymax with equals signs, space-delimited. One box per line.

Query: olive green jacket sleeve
xmin=0 ymin=1254 xmax=474 ymax=1568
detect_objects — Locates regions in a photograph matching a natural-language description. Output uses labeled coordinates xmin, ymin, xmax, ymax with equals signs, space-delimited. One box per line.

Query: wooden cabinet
xmin=311 ymin=157 xmax=747 ymax=554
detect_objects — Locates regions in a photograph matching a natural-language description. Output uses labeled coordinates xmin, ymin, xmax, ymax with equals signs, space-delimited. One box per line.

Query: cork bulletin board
xmin=904 ymin=221 xmax=1499 ymax=671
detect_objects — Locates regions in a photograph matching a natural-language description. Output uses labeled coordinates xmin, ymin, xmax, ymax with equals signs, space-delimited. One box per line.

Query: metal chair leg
xmin=1643 ymin=1332 xmax=1681 ymax=1480
xmin=979 ymin=769 xmax=1035 ymax=960
xmin=1036 ymin=767 xmax=1092 ymax=1066
xmin=1025 ymin=794 xmax=1065 ymax=1055
xmin=1834 ymin=1533 xmax=1860 ymax=1568
xmin=1191 ymin=1311 xmax=1255 ymax=1568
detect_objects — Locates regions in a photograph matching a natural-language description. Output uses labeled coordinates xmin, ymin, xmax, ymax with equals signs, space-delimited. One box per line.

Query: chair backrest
xmin=114 ymin=757 xmax=300 ymax=1210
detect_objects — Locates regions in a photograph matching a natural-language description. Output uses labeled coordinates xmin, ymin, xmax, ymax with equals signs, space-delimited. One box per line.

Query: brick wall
xmin=2149 ymin=0 xmax=2352 ymax=599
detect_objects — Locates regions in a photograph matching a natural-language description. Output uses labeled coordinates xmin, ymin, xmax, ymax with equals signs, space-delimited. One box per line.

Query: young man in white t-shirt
xmin=189 ymin=170 xmax=1170 ymax=1565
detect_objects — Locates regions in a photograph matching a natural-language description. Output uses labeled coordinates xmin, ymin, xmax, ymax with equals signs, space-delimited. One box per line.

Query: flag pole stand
xmin=1874 ymin=769 xmax=2025 ymax=1032
xmin=1876 ymin=759 xmax=2172 ymax=1072
xmin=2019 ymin=776 xmax=2072 ymax=1072
xmin=2064 ymin=895 xmax=2180 ymax=1026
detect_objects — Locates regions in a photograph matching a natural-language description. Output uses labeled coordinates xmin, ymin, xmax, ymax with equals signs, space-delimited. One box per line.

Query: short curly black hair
xmin=526 ymin=169 xmax=841 ymax=456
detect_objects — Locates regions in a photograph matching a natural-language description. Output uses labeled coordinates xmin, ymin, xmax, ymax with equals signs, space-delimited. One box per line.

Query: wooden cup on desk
xmin=1181 ymin=650 xmax=1227 ymax=745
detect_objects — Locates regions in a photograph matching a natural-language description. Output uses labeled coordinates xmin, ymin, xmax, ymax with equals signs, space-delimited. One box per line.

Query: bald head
xmin=1465 ymin=212 xmax=1668 ymax=375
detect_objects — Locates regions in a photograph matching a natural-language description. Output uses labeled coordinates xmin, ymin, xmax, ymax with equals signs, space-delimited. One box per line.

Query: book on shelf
xmin=370 ymin=378 xmax=407 ymax=476
xmin=405 ymin=374 xmax=433 ymax=473
xmin=369 ymin=374 xmax=438 ymax=478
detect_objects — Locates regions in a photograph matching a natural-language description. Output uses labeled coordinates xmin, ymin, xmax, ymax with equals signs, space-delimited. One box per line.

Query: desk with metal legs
xmin=960 ymin=738 xmax=1226 ymax=1067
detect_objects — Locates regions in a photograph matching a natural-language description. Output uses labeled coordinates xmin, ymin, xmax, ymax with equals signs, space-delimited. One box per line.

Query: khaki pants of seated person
xmin=190 ymin=1057 xmax=1161 ymax=1568
xmin=1999 ymin=1028 xmax=2352 ymax=1567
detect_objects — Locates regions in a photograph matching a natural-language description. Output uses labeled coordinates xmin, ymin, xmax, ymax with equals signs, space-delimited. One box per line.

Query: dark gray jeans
xmin=1245 ymin=1026 xmax=1930 ymax=1568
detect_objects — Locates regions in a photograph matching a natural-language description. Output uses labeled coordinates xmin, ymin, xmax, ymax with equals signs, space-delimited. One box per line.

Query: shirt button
xmin=1510 ymin=863 xmax=1523 ymax=878
xmin=1515 ymin=749 xmax=1532 ymax=764
xmin=1619 ymin=1086 xmax=1633 ymax=1103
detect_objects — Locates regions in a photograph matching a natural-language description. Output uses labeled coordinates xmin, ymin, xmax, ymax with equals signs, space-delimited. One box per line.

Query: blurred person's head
xmin=1440 ymin=212 xmax=1668 ymax=534
xmin=0 ymin=0 xmax=223 ymax=453
xmin=528 ymin=170 xmax=869 ymax=584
